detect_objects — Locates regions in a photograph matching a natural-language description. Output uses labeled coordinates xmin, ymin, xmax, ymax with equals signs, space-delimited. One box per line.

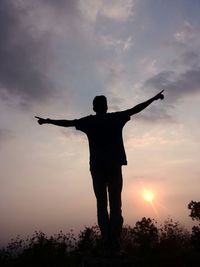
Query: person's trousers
xmin=90 ymin=165 xmax=123 ymax=250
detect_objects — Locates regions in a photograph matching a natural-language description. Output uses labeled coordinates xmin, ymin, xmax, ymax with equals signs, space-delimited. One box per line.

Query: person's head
xmin=93 ymin=95 xmax=108 ymax=114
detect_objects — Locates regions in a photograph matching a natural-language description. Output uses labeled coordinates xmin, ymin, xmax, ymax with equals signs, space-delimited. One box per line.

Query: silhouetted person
xmin=35 ymin=90 xmax=164 ymax=255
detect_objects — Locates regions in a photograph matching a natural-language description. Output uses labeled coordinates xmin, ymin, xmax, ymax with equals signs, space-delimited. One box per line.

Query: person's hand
xmin=154 ymin=90 xmax=164 ymax=100
xmin=35 ymin=116 xmax=48 ymax=125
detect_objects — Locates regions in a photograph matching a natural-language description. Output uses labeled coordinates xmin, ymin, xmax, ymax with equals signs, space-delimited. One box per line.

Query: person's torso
xmin=76 ymin=112 xmax=129 ymax=167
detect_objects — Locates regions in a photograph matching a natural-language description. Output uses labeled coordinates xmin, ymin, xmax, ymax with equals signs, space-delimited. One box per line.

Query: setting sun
xmin=142 ymin=189 xmax=154 ymax=203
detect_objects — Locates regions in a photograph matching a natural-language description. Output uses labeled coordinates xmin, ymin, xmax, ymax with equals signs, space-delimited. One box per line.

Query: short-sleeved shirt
xmin=75 ymin=111 xmax=130 ymax=168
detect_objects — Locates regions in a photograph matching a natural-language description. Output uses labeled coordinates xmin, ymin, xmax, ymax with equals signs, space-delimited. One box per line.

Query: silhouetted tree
xmin=132 ymin=217 xmax=159 ymax=252
xmin=159 ymin=218 xmax=189 ymax=249
xmin=188 ymin=201 xmax=200 ymax=221
xmin=77 ymin=226 xmax=101 ymax=256
xmin=120 ymin=226 xmax=135 ymax=254
xmin=188 ymin=201 xmax=200 ymax=250
xmin=0 ymin=231 xmax=78 ymax=267
xmin=2 ymin=209 xmax=200 ymax=267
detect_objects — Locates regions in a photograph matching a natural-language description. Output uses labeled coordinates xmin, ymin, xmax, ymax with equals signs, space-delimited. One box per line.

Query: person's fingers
xmin=160 ymin=94 xmax=164 ymax=99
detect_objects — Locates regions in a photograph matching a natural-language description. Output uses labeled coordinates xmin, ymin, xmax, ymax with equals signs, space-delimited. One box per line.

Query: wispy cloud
xmin=174 ymin=21 xmax=196 ymax=45
xmin=97 ymin=35 xmax=133 ymax=52
xmin=78 ymin=0 xmax=135 ymax=22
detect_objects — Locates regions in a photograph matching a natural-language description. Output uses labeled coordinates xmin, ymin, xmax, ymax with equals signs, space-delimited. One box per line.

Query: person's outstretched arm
xmin=35 ymin=116 xmax=76 ymax=127
xmin=123 ymin=90 xmax=164 ymax=117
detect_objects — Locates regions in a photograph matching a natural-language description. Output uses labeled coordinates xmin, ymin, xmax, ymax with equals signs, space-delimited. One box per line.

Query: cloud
xmin=108 ymin=96 xmax=125 ymax=111
xmin=0 ymin=1 xmax=53 ymax=104
xmin=100 ymin=0 xmax=134 ymax=22
xmin=153 ymin=22 xmax=200 ymax=102
xmin=139 ymin=58 xmax=158 ymax=76
xmin=136 ymin=106 xmax=174 ymax=124
xmin=174 ymin=21 xmax=196 ymax=45
xmin=140 ymin=21 xmax=200 ymax=122
xmin=99 ymin=61 xmax=128 ymax=96
xmin=172 ymin=51 xmax=200 ymax=68
xmin=78 ymin=0 xmax=135 ymax=22
xmin=97 ymin=35 xmax=133 ymax=52
xmin=0 ymin=0 xmax=81 ymax=107
xmin=145 ymin=67 xmax=200 ymax=103
xmin=165 ymin=21 xmax=200 ymax=53
xmin=0 ymin=0 xmax=136 ymax=110
xmin=169 ymin=23 xmax=200 ymax=69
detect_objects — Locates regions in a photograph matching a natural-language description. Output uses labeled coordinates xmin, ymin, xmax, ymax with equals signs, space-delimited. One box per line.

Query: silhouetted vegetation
xmin=1 ymin=202 xmax=200 ymax=266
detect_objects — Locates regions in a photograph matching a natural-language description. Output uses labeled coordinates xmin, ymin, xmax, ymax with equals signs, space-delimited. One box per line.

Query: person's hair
xmin=93 ymin=95 xmax=108 ymax=113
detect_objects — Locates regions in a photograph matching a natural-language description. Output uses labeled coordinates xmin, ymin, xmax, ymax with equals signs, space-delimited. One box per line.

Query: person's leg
xmin=107 ymin=166 xmax=123 ymax=251
xmin=90 ymin=168 xmax=110 ymax=246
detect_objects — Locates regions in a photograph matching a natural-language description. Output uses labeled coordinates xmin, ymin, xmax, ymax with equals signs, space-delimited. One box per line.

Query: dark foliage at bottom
xmin=1 ymin=201 xmax=200 ymax=267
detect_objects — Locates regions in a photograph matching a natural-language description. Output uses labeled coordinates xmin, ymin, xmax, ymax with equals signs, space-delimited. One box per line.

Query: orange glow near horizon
xmin=142 ymin=188 xmax=154 ymax=203
xmin=141 ymin=187 xmax=160 ymax=217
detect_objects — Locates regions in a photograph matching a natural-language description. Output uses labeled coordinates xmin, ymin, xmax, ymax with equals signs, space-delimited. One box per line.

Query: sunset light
xmin=1 ymin=0 xmax=200 ymax=254
xmin=142 ymin=189 xmax=154 ymax=203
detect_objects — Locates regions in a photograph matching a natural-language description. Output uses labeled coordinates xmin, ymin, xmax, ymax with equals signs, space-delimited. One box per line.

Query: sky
xmin=1 ymin=0 xmax=200 ymax=246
